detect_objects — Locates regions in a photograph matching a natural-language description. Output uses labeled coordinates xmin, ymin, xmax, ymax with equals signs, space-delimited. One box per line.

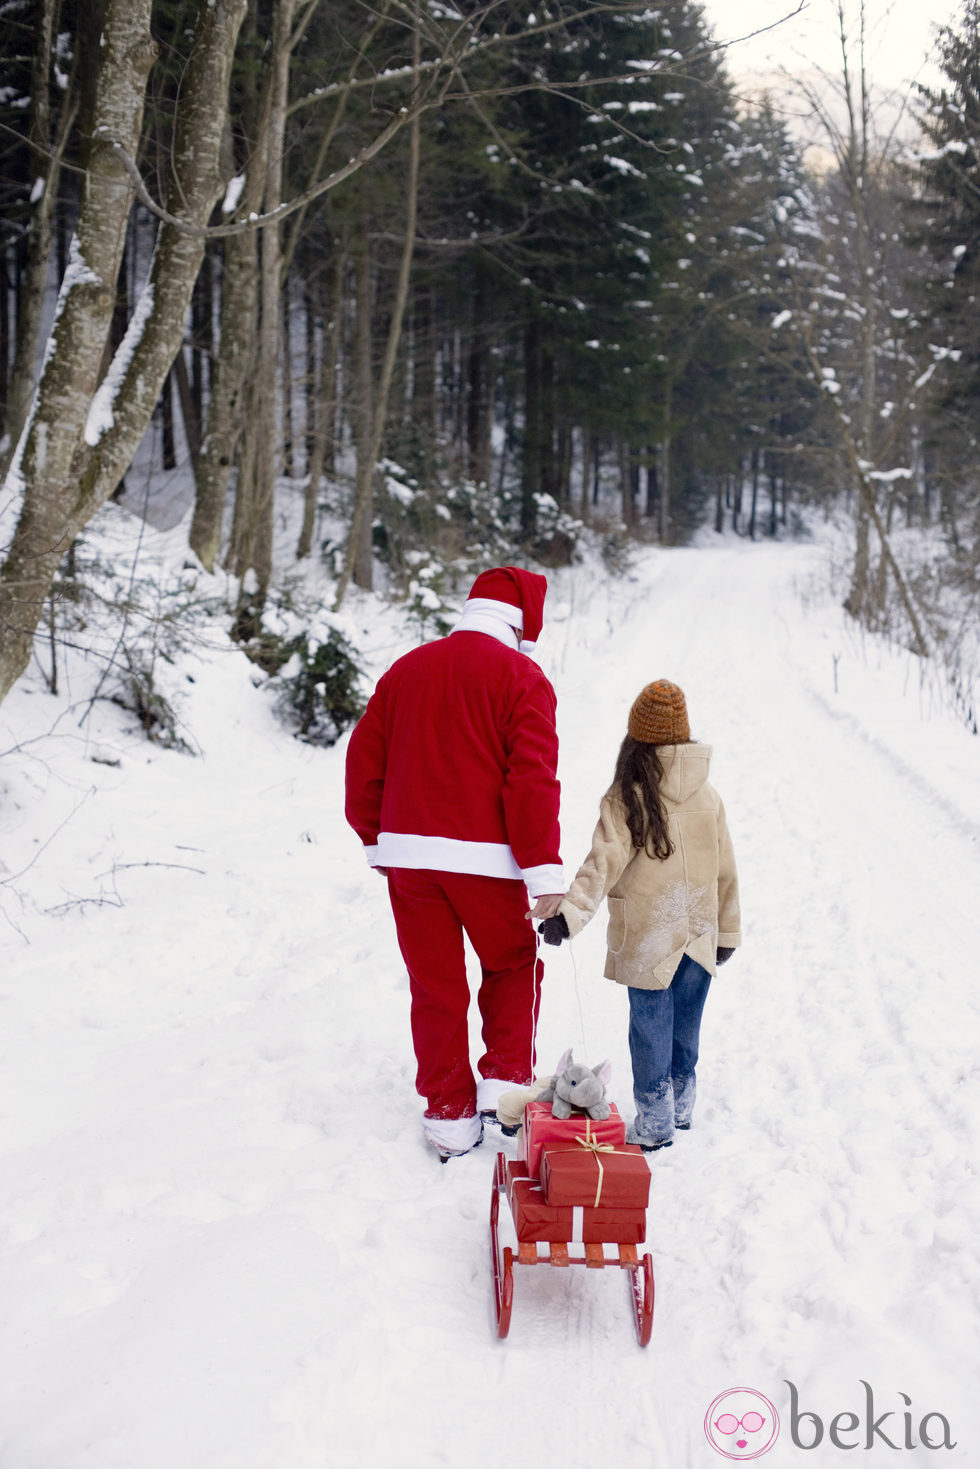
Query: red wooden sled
xmin=490 ymin=1150 xmax=655 ymax=1346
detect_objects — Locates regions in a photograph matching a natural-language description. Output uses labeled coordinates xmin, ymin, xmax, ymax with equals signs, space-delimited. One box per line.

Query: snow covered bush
xmin=525 ymin=493 xmax=581 ymax=568
xmin=263 ymin=626 xmax=365 ymax=747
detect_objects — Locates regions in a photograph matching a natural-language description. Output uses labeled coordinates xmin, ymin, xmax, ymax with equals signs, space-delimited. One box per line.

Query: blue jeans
xmin=628 ymin=954 xmax=712 ymax=1145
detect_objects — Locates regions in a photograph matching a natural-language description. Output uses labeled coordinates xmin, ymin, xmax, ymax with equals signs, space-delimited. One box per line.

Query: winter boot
xmin=477 ymin=1077 xmax=527 ymax=1135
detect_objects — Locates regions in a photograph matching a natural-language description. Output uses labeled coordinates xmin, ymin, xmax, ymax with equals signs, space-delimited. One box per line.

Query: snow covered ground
xmin=1 ymin=521 xmax=978 ymax=1468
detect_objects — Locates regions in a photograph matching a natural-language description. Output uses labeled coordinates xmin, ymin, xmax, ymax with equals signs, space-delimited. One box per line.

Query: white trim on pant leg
xmin=476 ymin=1077 xmax=526 ymax=1113
xmin=422 ymin=1113 xmax=483 ymax=1154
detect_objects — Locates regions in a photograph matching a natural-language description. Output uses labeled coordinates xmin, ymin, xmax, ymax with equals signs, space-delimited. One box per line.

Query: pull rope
xmin=531 ymin=925 xmax=543 ymax=1072
xmin=533 ymin=921 xmax=591 ymax=1068
xmin=567 ymin=933 xmax=590 ymax=1058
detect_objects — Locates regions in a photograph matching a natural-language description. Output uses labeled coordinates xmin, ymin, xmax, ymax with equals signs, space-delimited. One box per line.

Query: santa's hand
xmin=526 ymin=893 xmax=564 ymax=920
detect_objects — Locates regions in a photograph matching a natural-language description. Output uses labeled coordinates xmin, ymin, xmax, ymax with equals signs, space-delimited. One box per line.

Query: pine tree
xmin=915 ymin=0 xmax=980 ymax=451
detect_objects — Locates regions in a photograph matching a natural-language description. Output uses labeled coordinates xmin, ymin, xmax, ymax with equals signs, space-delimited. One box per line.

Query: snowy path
xmin=1 ymin=538 xmax=978 ymax=1468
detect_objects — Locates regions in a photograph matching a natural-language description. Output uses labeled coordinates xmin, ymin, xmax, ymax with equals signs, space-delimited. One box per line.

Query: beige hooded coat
xmin=558 ymin=743 xmax=741 ymax=990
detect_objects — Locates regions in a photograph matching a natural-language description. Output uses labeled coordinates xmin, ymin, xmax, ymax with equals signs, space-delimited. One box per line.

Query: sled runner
xmin=490 ymin=1150 xmax=655 ymax=1346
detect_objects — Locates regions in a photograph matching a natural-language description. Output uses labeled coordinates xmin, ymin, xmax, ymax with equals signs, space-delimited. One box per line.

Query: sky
xmin=700 ymin=0 xmax=961 ymax=98
xmin=696 ymin=0 xmax=964 ymax=155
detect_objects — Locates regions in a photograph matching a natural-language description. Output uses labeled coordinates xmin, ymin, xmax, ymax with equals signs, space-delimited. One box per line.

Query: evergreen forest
xmin=1 ymin=0 xmax=979 ymax=732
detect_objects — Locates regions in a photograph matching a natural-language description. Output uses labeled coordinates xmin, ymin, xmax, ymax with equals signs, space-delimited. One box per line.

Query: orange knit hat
xmin=627 ymin=680 xmax=690 ymax=745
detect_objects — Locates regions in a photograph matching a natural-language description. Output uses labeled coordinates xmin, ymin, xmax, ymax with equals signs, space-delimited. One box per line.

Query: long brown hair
xmin=612 ymin=735 xmax=675 ymax=861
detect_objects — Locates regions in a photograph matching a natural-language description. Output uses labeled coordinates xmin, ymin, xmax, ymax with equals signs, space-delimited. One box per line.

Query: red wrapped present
xmin=518 ymin=1100 xmax=626 ymax=1179
xmin=540 ymin=1140 xmax=651 ymax=1209
xmin=504 ymin=1161 xmax=646 ymax=1245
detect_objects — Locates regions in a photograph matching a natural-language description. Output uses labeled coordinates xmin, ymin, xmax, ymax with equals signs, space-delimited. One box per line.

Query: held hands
xmin=526 ymin=893 xmax=568 ymax=945
xmin=526 ymin=893 xmax=564 ymax=921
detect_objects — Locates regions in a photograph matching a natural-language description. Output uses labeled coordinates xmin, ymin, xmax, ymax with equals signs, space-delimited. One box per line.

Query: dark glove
xmin=539 ymin=913 xmax=570 ymax=946
xmin=716 ymin=946 xmax=735 ymax=966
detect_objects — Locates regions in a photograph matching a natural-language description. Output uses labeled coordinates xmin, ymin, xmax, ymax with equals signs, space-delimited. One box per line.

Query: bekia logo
xmin=785 ymin=1381 xmax=957 ymax=1452
xmin=705 ymin=1382 xmax=957 ymax=1457
xmin=704 ymin=1388 xmax=780 ymax=1460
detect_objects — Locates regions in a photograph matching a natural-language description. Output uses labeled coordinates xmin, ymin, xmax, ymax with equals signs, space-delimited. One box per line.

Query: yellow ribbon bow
xmin=573 ymin=1132 xmax=617 ymax=1204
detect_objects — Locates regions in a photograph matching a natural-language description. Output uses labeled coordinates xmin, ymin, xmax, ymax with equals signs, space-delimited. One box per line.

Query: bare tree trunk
xmin=321 ymin=249 xmax=344 ymax=478
xmin=350 ymin=238 xmax=375 ymax=591
xmin=191 ymin=7 xmax=267 ymax=572
xmin=297 ymin=250 xmax=345 ymax=560
xmin=620 ymin=439 xmax=635 ymax=529
xmin=1 ymin=0 xmax=78 ymax=469
xmin=658 ymin=384 xmax=673 ymax=546
xmin=304 ymin=277 xmax=317 ymax=475
xmin=0 ymin=0 xmax=246 ymax=706
xmin=161 ymin=367 xmax=176 ymax=469
xmin=577 ymin=429 xmax=591 ymax=523
xmin=193 ymin=220 xmax=262 ymax=570
xmin=297 ymin=279 xmax=320 ymax=561
xmin=75 ymin=1 xmax=245 ymax=514
xmin=172 ymin=347 xmax=202 ymax=469
xmin=838 ymin=2 xmax=877 ymax=621
xmin=556 ymin=421 xmax=572 ymax=505
xmin=412 ymin=280 xmax=436 ymax=475
xmin=521 ymin=315 xmax=541 ymax=537
xmin=335 ymin=11 xmax=422 ymax=608
xmin=281 ymin=282 xmax=295 ymax=478
xmin=0 ymin=0 xmax=157 ymax=702
xmin=540 ymin=338 xmax=557 ymax=502
xmin=843 ymin=437 xmax=930 ymax=656
xmin=466 ymin=273 xmax=488 ymax=485
xmin=0 ymin=251 xmax=10 ymax=422
xmin=644 ymin=446 xmax=657 ymax=522
xmin=233 ymin=0 xmax=294 ymax=606
xmin=191 ymin=259 xmax=211 ymax=431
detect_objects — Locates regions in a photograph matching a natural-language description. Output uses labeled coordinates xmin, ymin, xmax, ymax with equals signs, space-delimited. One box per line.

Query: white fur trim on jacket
xmin=377 ymin=832 xmax=521 ymax=878
xmin=375 ymin=833 xmax=563 ymax=894
xmin=521 ymin=862 xmax=565 ymax=897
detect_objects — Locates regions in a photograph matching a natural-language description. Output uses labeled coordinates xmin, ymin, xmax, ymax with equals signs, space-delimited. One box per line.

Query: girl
xmin=541 ymin=679 xmax=740 ymax=1150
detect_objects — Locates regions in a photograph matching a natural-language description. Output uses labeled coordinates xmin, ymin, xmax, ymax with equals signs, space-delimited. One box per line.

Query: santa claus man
xmin=345 ymin=566 xmax=564 ymax=1159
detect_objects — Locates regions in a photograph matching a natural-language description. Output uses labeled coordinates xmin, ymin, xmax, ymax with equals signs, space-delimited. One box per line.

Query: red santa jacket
xmin=344 ymin=627 xmax=563 ymax=896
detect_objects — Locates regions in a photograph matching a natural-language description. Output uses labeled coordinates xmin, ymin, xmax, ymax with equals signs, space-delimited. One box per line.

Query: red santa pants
xmin=386 ymin=868 xmax=542 ymax=1119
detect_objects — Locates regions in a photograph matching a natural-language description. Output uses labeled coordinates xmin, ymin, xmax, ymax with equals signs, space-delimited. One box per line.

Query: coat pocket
xmin=606 ymin=896 xmax=627 ymax=955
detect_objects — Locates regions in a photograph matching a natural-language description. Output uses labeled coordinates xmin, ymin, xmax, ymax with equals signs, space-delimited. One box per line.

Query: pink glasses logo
xmin=705 ymin=1388 xmax=780 ymax=1460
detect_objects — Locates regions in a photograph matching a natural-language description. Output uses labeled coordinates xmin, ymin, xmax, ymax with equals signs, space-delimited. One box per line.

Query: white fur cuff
xmin=422 ymin=1113 xmax=483 ymax=1153
xmin=477 ymin=1077 xmax=528 ymax=1113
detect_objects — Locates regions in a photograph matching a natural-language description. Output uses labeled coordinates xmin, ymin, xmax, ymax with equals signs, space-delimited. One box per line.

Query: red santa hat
xmin=465 ymin=566 xmax=547 ymax=649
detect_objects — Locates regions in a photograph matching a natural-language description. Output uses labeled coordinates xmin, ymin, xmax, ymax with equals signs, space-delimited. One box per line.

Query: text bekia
xmin=785 ymin=1381 xmax=956 ymax=1451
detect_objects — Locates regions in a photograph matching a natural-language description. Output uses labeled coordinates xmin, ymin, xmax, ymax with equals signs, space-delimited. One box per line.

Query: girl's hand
xmin=539 ymin=914 xmax=570 ymax=947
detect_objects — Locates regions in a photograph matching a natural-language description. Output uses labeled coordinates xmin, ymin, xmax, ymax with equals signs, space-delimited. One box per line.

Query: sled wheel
xmin=490 ymin=1165 xmax=514 ymax=1338
xmin=629 ymin=1251 xmax=655 ymax=1347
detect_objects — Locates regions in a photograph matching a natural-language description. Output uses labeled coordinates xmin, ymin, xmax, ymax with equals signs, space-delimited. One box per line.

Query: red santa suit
xmin=345 ymin=568 xmax=563 ymax=1147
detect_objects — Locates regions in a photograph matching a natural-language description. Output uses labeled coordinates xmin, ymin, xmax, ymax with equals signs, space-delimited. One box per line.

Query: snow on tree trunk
xmin=1 ymin=0 xmax=70 ymax=474
xmin=0 ymin=0 xmax=246 ymax=708
xmin=0 ymin=0 xmax=157 ymax=705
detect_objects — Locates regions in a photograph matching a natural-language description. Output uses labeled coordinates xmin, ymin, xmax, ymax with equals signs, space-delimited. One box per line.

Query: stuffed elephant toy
xmin=536 ymin=1048 xmax=612 ymax=1121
